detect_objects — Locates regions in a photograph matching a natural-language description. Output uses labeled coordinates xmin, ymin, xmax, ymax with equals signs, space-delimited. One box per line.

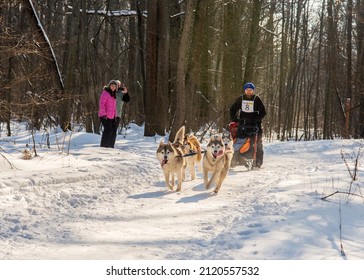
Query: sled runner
xmin=229 ymin=121 xmax=259 ymax=170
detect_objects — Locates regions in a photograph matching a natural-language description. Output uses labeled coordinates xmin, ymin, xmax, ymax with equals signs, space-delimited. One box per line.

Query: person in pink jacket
xmin=98 ymin=80 xmax=118 ymax=148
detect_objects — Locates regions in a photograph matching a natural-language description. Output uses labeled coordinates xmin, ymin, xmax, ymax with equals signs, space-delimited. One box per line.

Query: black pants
xmin=111 ymin=117 xmax=120 ymax=147
xmin=100 ymin=118 xmax=117 ymax=148
xmin=256 ymin=132 xmax=264 ymax=167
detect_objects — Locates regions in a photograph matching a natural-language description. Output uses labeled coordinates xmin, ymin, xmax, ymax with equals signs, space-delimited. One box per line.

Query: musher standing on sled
xmin=229 ymin=82 xmax=266 ymax=168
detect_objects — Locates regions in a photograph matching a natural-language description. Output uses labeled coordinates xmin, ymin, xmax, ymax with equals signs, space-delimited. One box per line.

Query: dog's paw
xmin=213 ymin=187 xmax=222 ymax=194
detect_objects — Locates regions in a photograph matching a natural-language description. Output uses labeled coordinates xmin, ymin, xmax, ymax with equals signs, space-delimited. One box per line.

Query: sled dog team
xmin=156 ymin=126 xmax=234 ymax=194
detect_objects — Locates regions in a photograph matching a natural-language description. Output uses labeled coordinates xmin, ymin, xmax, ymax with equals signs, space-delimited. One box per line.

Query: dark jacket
xmin=229 ymin=94 xmax=266 ymax=132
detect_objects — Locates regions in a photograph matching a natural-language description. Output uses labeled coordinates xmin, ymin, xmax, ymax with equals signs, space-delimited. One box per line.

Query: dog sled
xmin=229 ymin=121 xmax=259 ymax=170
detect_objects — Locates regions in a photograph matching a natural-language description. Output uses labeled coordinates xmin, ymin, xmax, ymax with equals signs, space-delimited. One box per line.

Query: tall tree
xmin=346 ymin=0 xmax=353 ymax=138
xmin=185 ymin=0 xmax=209 ymax=132
xmin=324 ymin=0 xmax=345 ymax=138
xmin=243 ymin=0 xmax=262 ymax=84
xmin=0 ymin=1 xmax=13 ymax=136
xmin=128 ymin=0 xmax=145 ymax=126
xmin=356 ymin=0 xmax=364 ymax=137
xmin=221 ymin=0 xmax=243 ymax=128
xmin=61 ymin=0 xmax=80 ymax=131
xmin=144 ymin=0 xmax=170 ymax=136
xmin=312 ymin=0 xmax=326 ymax=140
xmin=283 ymin=0 xmax=303 ymax=140
xmin=170 ymin=0 xmax=196 ymax=141
xmin=277 ymin=0 xmax=289 ymax=140
xmin=263 ymin=1 xmax=277 ymax=141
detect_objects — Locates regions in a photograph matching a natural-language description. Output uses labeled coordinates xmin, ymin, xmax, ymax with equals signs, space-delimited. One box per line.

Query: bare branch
xmin=321 ymin=190 xmax=364 ymax=201
xmin=0 ymin=147 xmax=18 ymax=169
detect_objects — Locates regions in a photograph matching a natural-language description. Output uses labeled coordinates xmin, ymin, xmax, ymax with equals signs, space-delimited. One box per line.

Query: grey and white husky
xmin=156 ymin=141 xmax=186 ymax=191
xmin=203 ymin=135 xmax=233 ymax=193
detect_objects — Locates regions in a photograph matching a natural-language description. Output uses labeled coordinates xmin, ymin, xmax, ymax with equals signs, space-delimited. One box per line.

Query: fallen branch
xmin=321 ymin=190 xmax=364 ymax=201
xmin=0 ymin=148 xmax=17 ymax=169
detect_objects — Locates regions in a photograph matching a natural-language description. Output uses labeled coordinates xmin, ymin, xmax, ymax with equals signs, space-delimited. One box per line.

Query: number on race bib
xmin=241 ymin=100 xmax=254 ymax=113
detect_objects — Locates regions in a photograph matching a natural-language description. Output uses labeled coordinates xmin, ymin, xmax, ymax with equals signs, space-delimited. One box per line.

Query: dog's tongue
xmin=213 ymin=150 xmax=224 ymax=157
xmin=161 ymin=159 xmax=168 ymax=167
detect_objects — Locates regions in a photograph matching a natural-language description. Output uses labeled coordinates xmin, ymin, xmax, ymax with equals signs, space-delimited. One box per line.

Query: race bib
xmin=241 ymin=99 xmax=254 ymax=113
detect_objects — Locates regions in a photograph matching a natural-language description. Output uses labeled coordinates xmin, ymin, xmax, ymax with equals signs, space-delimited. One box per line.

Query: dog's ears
xmin=211 ymin=134 xmax=223 ymax=141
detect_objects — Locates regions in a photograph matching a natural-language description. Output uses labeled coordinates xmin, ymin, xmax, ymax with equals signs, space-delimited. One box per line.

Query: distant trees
xmin=1 ymin=0 xmax=363 ymax=140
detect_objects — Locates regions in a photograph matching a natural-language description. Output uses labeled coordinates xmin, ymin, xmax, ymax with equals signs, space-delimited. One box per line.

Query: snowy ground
xmin=0 ymin=123 xmax=363 ymax=260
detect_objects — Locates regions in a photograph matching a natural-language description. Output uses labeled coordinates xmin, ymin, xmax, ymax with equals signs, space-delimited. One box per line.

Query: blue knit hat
xmin=243 ymin=82 xmax=255 ymax=91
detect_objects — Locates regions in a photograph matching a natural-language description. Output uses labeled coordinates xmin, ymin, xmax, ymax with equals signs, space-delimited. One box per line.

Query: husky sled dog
xmin=182 ymin=133 xmax=202 ymax=180
xmin=203 ymin=135 xmax=233 ymax=193
xmin=156 ymin=141 xmax=186 ymax=191
xmin=172 ymin=125 xmax=202 ymax=180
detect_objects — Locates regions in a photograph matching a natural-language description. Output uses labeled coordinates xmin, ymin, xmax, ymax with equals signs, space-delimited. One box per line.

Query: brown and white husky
xmin=173 ymin=125 xmax=202 ymax=180
xmin=203 ymin=135 xmax=233 ymax=193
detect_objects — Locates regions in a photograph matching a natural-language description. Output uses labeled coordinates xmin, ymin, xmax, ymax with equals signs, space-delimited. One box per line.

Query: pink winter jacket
xmin=98 ymin=89 xmax=117 ymax=119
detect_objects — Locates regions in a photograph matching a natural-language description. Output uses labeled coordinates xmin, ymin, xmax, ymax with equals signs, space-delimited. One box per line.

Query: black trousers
xmin=111 ymin=117 xmax=121 ymax=147
xmin=256 ymin=132 xmax=264 ymax=167
xmin=100 ymin=118 xmax=117 ymax=148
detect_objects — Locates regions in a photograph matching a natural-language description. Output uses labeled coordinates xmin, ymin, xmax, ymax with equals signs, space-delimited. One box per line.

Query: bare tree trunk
xmin=185 ymin=0 xmax=209 ymax=132
xmin=356 ymin=0 xmax=364 ymax=137
xmin=243 ymin=0 xmax=262 ymax=84
xmin=278 ymin=0 xmax=288 ymax=140
xmin=144 ymin=0 xmax=170 ymax=136
xmin=155 ymin=0 xmax=170 ymax=134
xmin=220 ymin=0 xmax=243 ymax=130
xmin=347 ymin=0 xmax=353 ymax=100
xmin=324 ymin=0 xmax=335 ymax=139
xmin=144 ymin=1 xmax=158 ymax=136
xmin=301 ymin=3 xmax=310 ymax=141
xmin=284 ymin=1 xmax=302 ymax=140
xmin=324 ymin=0 xmax=345 ymax=139
xmin=78 ymin=0 xmax=94 ymax=133
xmin=346 ymin=0 xmax=353 ymax=138
xmin=61 ymin=0 xmax=81 ymax=131
xmin=137 ymin=0 xmax=147 ymax=125
xmin=313 ymin=0 xmax=326 ymax=140
xmin=0 ymin=2 xmax=13 ymax=136
xmin=128 ymin=0 xmax=144 ymax=126
xmin=262 ymin=1 xmax=277 ymax=141
xmin=170 ymin=0 xmax=196 ymax=141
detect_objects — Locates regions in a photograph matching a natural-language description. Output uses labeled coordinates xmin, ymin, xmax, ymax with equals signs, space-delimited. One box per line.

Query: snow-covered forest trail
xmin=1 ymin=126 xmax=363 ymax=259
